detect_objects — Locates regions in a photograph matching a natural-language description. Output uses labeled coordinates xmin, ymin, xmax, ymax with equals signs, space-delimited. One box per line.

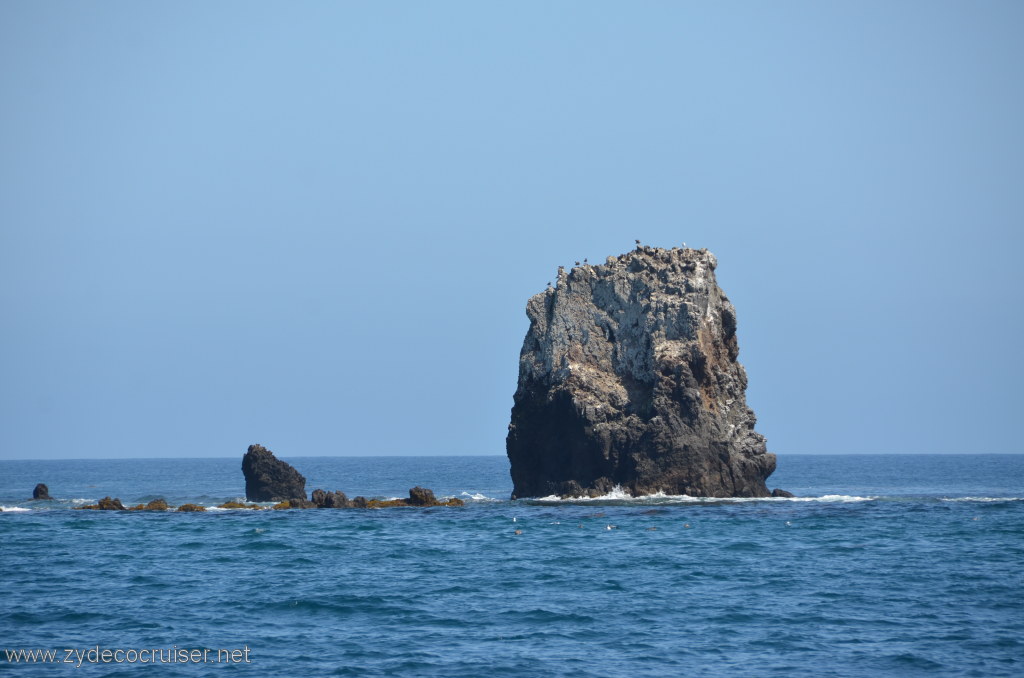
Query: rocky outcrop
xmin=32 ymin=483 xmax=52 ymax=500
xmin=311 ymin=489 xmax=350 ymax=508
xmin=507 ymin=245 xmax=778 ymax=498
xmin=241 ymin=444 xmax=306 ymax=502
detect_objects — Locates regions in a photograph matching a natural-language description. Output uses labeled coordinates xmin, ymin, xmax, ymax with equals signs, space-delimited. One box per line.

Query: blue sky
xmin=2 ymin=1 xmax=1022 ymax=459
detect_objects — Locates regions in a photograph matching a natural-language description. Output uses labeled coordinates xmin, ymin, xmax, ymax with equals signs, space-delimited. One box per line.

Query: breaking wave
xmin=526 ymin=486 xmax=875 ymax=505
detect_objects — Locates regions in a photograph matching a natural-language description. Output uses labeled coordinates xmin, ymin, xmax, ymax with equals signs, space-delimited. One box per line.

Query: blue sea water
xmin=1 ymin=454 xmax=1022 ymax=677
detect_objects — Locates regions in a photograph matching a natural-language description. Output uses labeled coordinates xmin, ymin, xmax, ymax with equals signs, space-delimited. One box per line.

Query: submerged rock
xmin=507 ymin=245 xmax=776 ymax=498
xmin=127 ymin=499 xmax=170 ymax=511
xmin=77 ymin=496 xmax=125 ymax=510
xmin=771 ymin=488 xmax=795 ymax=498
xmin=176 ymin=503 xmax=206 ymax=512
xmin=241 ymin=444 xmax=307 ymax=502
xmin=217 ymin=501 xmax=264 ymax=509
xmin=32 ymin=483 xmax=52 ymax=501
xmin=311 ymin=488 xmax=464 ymax=509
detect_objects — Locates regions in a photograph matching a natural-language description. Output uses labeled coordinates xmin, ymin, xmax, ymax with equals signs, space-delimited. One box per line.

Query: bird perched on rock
xmin=575 ymin=261 xmax=580 ymax=266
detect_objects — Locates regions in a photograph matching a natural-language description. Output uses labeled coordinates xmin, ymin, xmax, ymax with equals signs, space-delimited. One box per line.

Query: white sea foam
xmin=783 ymin=494 xmax=875 ymax=503
xmin=529 ymin=486 xmax=875 ymax=504
xmin=940 ymin=496 xmax=1023 ymax=502
xmin=461 ymin=492 xmax=500 ymax=502
xmin=0 ymin=506 xmax=31 ymax=512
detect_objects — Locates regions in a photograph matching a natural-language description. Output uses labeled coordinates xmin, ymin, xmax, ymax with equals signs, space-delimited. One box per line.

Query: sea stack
xmin=506 ymin=245 xmax=776 ymax=498
xmin=242 ymin=444 xmax=307 ymax=502
xmin=32 ymin=483 xmax=52 ymax=500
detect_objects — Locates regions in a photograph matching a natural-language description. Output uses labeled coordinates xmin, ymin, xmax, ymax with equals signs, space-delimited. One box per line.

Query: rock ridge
xmin=506 ymin=244 xmax=778 ymax=498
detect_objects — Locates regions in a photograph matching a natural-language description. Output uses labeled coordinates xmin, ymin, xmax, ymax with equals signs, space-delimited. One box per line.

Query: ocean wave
xmin=939 ymin=496 xmax=1024 ymax=503
xmin=0 ymin=506 xmax=32 ymax=512
xmin=784 ymin=494 xmax=876 ymax=503
xmin=526 ymin=487 xmax=875 ymax=505
xmin=460 ymin=492 xmax=500 ymax=502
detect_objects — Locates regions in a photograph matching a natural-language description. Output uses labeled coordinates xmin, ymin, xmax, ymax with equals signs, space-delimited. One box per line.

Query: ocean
xmin=1 ymin=454 xmax=1021 ymax=677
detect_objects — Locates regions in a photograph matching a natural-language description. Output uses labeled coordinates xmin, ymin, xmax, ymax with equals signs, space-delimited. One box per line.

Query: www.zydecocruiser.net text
xmin=4 ymin=645 xmax=252 ymax=667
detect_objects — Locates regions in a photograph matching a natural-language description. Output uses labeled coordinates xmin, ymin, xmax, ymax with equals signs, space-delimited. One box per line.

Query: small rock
xmin=771 ymin=488 xmax=795 ymax=498
xmin=407 ymin=486 xmax=437 ymax=506
xmin=32 ymin=483 xmax=52 ymax=501
xmin=311 ymin=489 xmax=350 ymax=508
xmin=176 ymin=504 xmax=206 ymax=512
xmin=98 ymin=497 xmax=125 ymax=511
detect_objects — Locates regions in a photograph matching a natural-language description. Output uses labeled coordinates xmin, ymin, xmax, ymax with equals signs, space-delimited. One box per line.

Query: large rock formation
xmin=506 ymin=245 xmax=777 ymax=498
xmin=242 ymin=444 xmax=307 ymax=502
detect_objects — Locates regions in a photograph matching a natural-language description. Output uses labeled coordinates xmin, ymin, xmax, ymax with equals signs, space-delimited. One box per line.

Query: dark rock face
xmin=407 ymin=486 xmax=437 ymax=506
xmin=311 ymin=489 xmax=350 ymax=508
xmin=507 ymin=246 xmax=776 ymax=498
xmin=242 ymin=444 xmax=307 ymax=502
xmin=98 ymin=496 xmax=125 ymax=510
xmin=771 ymin=488 xmax=795 ymax=498
xmin=32 ymin=483 xmax=51 ymax=500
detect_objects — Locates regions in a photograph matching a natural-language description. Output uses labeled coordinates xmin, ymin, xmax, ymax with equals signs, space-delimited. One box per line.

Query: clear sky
xmin=2 ymin=2 xmax=1022 ymax=459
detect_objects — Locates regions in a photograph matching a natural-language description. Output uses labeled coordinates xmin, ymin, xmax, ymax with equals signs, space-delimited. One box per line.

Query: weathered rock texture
xmin=242 ymin=444 xmax=307 ymax=502
xmin=32 ymin=483 xmax=51 ymax=500
xmin=507 ymin=245 xmax=776 ymax=498
xmin=311 ymin=489 xmax=350 ymax=508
